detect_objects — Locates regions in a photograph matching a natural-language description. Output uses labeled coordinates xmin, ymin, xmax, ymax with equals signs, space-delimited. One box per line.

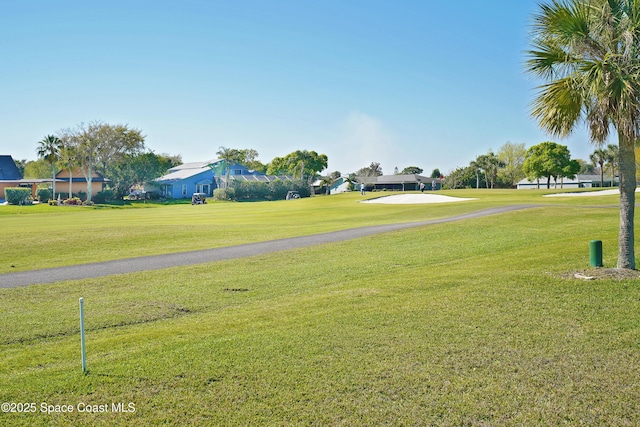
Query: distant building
xmin=0 ymin=155 xmax=23 ymax=200
xmin=357 ymin=174 xmax=439 ymax=191
xmin=517 ymin=175 xmax=618 ymax=189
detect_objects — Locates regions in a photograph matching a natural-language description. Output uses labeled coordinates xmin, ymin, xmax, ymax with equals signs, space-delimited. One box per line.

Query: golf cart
xmin=286 ymin=191 xmax=300 ymax=200
xmin=191 ymin=193 xmax=207 ymax=204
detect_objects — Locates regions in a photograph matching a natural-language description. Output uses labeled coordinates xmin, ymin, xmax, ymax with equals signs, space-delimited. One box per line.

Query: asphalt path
xmin=0 ymin=204 xmax=540 ymax=288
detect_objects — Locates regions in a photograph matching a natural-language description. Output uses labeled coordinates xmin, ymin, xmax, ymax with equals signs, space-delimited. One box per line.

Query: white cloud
xmin=328 ymin=111 xmax=402 ymax=175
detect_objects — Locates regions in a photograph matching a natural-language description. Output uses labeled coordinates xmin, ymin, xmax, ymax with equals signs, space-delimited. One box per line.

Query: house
xmin=329 ymin=177 xmax=352 ymax=194
xmin=155 ymin=159 xmax=289 ymax=199
xmin=55 ymin=167 xmax=108 ymax=198
xmin=155 ymin=161 xmax=215 ymax=199
xmin=310 ymin=177 xmax=354 ymax=195
xmin=1 ymin=154 xmax=109 ymax=201
xmin=517 ymin=174 xmax=619 ymax=189
xmin=0 ymin=155 xmax=23 ymax=200
xmin=358 ymin=174 xmax=440 ymax=191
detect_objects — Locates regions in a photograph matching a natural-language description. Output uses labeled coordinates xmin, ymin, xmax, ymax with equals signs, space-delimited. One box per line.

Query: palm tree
xmin=216 ymin=146 xmax=241 ymax=189
xmin=469 ymin=160 xmax=481 ymax=189
xmin=320 ymin=175 xmax=334 ymax=195
xmin=484 ymin=151 xmax=505 ymax=189
xmin=36 ymin=135 xmax=63 ymax=199
xmin=590 ymin=148 xmax=608 ymax=188
xmin=605 ymin=144 xmax=620 ymax=187
xmin=58 ymin=144 xmax=77 ymax=199
xmin=526 ymin=0 xmax=640 ymax=269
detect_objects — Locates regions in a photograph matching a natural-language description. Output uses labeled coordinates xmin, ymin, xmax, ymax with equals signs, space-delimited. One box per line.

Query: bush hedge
xmin=213 ymin=188 xmax=235 ymax=201
xmin=230 ymin=179 xmax=310 ymax=201
xmin=36 ymin=188 xmax=52 ymax=202
xmin=5 ymin=188 xmax=32 ymax=205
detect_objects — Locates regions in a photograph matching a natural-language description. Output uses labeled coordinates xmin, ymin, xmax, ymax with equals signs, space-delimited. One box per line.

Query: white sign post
xmin=79 ymin=298 xmax=87 ymax=374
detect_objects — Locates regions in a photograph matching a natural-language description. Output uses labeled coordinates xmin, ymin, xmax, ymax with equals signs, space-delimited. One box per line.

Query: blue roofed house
xmin=155 ymin=159 xmax=290 ymax=199
xmin=155 ymin=161 xmax=216 ymax=199
xmin=0 ymin=155 xmax=24 ymax=200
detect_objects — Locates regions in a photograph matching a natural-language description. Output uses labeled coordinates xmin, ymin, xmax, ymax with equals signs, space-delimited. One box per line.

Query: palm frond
xmin=531 ymin=76 xmax=585 ymax=137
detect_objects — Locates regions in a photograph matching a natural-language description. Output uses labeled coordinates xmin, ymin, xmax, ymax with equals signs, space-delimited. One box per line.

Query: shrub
xmin=268 ymin=180 xmax=289 ymax=200
xmin=5 ymin=188 xmax=32 ymax=205
xmin=37 ymin=188 xmax=52 ymax=202
xmin=63 ymin=197 xmax=83 ymax=206
xmin=92 ymin=190 xmax=115 ymax=204
xmin=213 ymin=188 xmax=235 ymax=201
xmin=231 ymin=181 xmax=270 ymax=200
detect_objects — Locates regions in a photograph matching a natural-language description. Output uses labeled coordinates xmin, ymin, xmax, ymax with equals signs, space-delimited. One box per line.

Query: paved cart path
xmin=0 ymin=205 xmax=540 ymax=288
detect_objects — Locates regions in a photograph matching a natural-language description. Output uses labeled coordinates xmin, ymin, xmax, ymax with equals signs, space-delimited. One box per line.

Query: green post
xmin=590 ymin=240 xmax=603 ymax=267
xmin=79 ymin=298 xmax=87 ymax=374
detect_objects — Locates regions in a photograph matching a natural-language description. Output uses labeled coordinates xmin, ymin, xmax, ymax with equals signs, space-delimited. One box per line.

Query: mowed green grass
xmin=0 ymin=189 xmax=619 ymax=274
xmin=1 ymin=189 xmax=639 ymax=426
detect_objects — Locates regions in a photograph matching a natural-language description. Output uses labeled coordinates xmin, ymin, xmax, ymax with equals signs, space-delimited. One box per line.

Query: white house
xmin=517 ymin=174 xmax=618 ymax=189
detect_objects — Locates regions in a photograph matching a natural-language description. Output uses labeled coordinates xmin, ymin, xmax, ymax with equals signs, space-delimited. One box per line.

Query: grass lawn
xmin=1 ymin=189 xmax=639 ymax=425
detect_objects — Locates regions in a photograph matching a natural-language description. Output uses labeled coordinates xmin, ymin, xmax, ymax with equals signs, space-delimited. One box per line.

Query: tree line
xmin=444 ymin=141 xmax=624 ymax=190
xmin=23 ymin=121 xmax=333 ymax=202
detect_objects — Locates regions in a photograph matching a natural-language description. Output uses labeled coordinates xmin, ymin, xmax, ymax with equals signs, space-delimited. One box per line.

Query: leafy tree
xmin=443 ymin=167 xmax=475 ymax=189
xmin=236 ymin=149 xmax=266 ymax=172
xmin=498 ymin=142 xmax=526 ymax=187
xmin=59 ymin=121 xmax=145 ymax=202
xmin=474 ymin=152 xmax=504 ymax=189
xmin=468 ymin=160 xmax=482 ymax=189
xmin=23 ymin=159 xmax=52 ymax=179
xmin=430 ymin=168 xmax=442 ymax=179
xmin=526 ymin=0 xmax=640 ymax=269
xmin=576 ymin=158 xmax=597 ymax=175
xmin=590 ymin=148 xmax=608 ymax=187
xmin=58 ymin=143 xmax=78 ymax=199
xmin=266 ymin=156 xmax=289 ymax=175
xmin=267 ymin=150 xmax=328 ymax=194
xmin=355 ymin=162 xmax=383 ymax=177
xmin=523 ymin=142 xmax=575 ymax=189
xmin=13 ymin=159 xmax=27 ymax=177
xmin=106 ymin=152 xmax=175 ymax=198
xmin=400 ymin=166 xmax=423 ymax=175
xmin=289 ymin=150 xmax=328 ymax=194
xmin=36 ymin=134 xmax=63 ymax=198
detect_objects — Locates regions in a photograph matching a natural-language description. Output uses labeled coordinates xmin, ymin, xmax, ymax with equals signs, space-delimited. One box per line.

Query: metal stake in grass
xmin=79 ymin=297 xmax=87 ymax=374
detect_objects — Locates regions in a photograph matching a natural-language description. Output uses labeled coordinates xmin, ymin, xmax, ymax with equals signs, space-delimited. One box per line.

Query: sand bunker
xmin=360 ymin=194 xmax=477 ymax=204
xmin=543 ymin=189 xmax=626 ymax=197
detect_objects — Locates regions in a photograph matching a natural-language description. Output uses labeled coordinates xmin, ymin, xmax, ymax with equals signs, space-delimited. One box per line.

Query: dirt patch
xmin=557 ymin=268 xmax=640 ymax=281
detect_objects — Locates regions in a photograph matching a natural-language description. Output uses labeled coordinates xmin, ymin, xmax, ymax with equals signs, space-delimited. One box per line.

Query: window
xmin=232 ymin=169 xmax=242 ymax=175
xmin=182 ymin=184 xmax=187 ymax=196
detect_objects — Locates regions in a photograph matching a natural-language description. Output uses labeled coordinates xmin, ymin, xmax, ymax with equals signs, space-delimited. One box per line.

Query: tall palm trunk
xmin=617 ymin=131 xmax=636 ymax=269
xmin=51 ymin=164 xmax=57 ymax=199
xmin=68 ymin=167 xmax=73 ymax=198
xmin=599 ymin=160 xmax=604 ymax=187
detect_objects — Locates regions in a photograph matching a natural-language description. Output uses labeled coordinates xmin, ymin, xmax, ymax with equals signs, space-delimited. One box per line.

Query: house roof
xmin=156 ymin=166 xmax=212 ymax=182
xmin=158 ymin=159 xmax=294 ymax=184
xmin=358 ymin=174 xmax=433 ymax=184
xmin=0 ymin=155 xmax=21 ymax=180
xmin=227 ymin=174 xmax=292 ymax=183
xmin=167 ymin=159 xmax=219 ymax=172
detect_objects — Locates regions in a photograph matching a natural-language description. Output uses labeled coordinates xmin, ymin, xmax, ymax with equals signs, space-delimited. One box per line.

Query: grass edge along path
xmin=0 ymin=204 xmax=540 ymax=288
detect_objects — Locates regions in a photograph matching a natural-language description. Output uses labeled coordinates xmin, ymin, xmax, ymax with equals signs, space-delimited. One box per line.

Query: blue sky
xmin=1 ymin=0 xmax=599 ymax=175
